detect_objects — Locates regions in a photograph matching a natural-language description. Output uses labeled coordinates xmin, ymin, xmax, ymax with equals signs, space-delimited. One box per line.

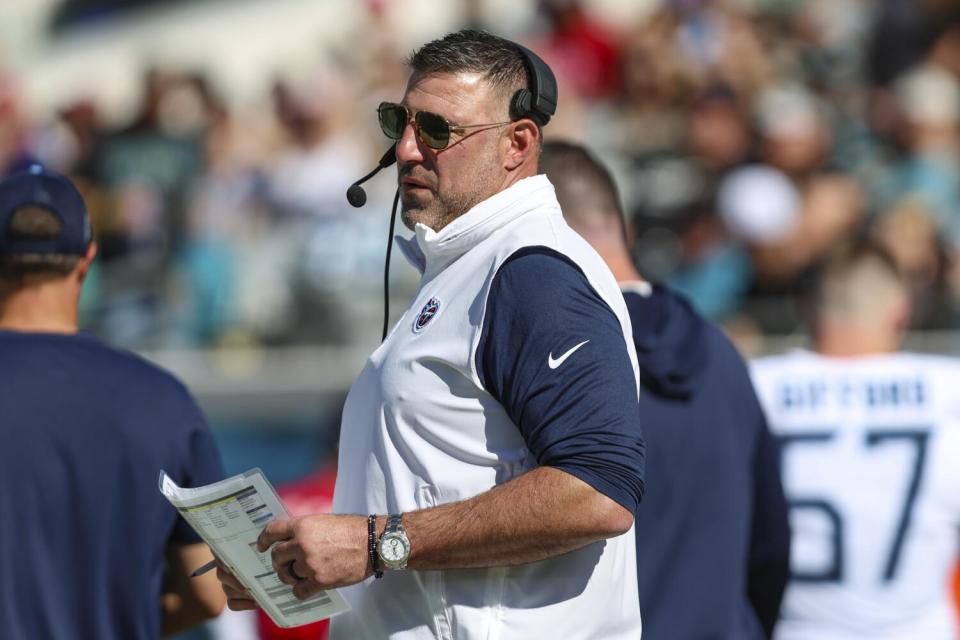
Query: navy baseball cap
xmin=0 ymin=164 xmax=92 ymax=256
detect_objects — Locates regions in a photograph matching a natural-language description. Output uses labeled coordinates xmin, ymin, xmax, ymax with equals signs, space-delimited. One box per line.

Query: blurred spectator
xmin=731 ymin=84 xmax=865 ymax=332
xmin=535 ymin=0 xmax=623 ymax=99
xmin=888 ymin=64 xmax=960 ymax=233
xmin=688 ymin=83 xmax=753 ymax=174
xmin=177 ymin=108 xmax=265 ymax=345
xmin=83 ymin=68 xmax=216 ymax=346
xmin=718 ymin=165 xmax=801 ymax=247
xmin=0 ymin=66 xmax=38 ymax=178
xmin=268 ymin=75 xmax=366 ymax=220
xmin=870 ymin=63 xmax=960 ymax=329
xmin=614 ymin=11 xmax=689 ymax=158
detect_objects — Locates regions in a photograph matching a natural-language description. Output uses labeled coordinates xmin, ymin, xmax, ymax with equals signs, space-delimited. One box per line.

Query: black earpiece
xmin=510 ymin=44 xmax=558 ymax=128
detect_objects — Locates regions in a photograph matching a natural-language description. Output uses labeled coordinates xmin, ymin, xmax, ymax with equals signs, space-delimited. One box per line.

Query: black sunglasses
xmin=377 ymin=102 xmax=512 ymax=150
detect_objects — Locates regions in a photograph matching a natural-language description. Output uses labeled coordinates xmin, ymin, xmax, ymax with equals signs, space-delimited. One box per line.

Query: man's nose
xmin=395 ymin=122 xmax=424 ymax=165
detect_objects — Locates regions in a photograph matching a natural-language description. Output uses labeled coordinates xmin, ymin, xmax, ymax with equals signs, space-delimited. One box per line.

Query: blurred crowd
xmin=3 ymin=0 xmax=960 ymax=351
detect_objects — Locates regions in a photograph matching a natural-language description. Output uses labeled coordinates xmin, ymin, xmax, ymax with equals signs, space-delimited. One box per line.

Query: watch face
xmin=380 ymin=532 xmax=410 ymax=563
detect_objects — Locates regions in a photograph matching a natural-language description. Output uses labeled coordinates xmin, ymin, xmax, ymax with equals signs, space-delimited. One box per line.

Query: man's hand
xmin=258 ymin=514 xmax=371 ymax=600
xmin=215 ymin=560 xmax=257 ymax=612
xmin=161 ymin=543 xmax=226 ymax=634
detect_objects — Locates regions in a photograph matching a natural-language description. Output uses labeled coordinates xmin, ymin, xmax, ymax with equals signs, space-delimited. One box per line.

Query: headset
xmin=510 ymin=44 xmax=558 ymax=128
xmin=346 ymin=41 xmax=558 ymax=340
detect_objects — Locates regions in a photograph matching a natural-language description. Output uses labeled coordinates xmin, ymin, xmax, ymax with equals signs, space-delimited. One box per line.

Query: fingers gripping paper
xmin=159 ymin=469 xmax=350 ymax=628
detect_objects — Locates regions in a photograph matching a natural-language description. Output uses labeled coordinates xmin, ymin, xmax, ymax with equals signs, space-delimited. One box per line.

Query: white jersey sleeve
xmin=750 ymin=350 xmax=960 ymax=640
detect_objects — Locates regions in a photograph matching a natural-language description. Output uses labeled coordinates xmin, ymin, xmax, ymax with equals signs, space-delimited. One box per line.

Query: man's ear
xmin=76 ymin=242 xmax=97 ymax=284
xmin=504 ymin=120 xmax=539 ymax=171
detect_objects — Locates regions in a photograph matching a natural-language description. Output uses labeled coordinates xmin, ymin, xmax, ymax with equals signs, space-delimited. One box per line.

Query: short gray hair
xmin=408 ymin=30 xmax=530 ymax=114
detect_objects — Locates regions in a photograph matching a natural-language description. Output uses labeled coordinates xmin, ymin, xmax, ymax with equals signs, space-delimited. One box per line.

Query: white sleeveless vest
xmin=331 ymin=175 xmax=643 ymax=640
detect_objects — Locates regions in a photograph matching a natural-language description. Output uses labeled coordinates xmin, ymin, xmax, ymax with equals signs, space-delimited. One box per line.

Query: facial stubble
xmin=400 ymin=140 xmax=503 ymax=232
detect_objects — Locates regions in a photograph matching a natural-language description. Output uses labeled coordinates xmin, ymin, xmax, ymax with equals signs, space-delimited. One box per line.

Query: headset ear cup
xmin=512 ymin=89 xmax=532 ymax=120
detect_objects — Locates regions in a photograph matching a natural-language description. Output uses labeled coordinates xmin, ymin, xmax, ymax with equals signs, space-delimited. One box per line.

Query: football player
xmin=752 ymin=243 xmax=960 ymax=639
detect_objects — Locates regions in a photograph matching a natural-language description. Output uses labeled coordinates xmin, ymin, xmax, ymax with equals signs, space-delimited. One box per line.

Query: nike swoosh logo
xmin=548 ymin=340 xmax=590 ymax=369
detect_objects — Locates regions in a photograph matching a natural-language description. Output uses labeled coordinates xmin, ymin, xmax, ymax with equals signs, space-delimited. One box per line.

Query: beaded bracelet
xmin=367 ymin=515 xmax=384 ymax=579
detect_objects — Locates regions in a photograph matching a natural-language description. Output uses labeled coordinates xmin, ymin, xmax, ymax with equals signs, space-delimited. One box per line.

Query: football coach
xmin=216 ymin=30 xmax=647 ymax=639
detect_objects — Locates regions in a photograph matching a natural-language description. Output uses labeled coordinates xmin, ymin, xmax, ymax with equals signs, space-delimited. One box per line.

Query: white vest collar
xmin=395 ymin=174 xmax=557 ymax=276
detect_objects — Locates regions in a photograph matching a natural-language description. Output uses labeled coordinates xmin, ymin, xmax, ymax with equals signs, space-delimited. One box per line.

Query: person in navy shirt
xmin=0 ymin=166 xmax=226 ymax=639
xmin=542 ymin=141 xmax=791 ymax=639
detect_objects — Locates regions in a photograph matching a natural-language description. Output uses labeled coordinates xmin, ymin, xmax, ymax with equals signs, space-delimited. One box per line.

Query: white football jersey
xmin=751 ymin=350 xmax=960 ymax=640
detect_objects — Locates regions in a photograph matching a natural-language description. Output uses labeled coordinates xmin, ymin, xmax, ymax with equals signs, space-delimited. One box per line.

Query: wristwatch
xmin=377 ymin=513 xmax=411 ymax=570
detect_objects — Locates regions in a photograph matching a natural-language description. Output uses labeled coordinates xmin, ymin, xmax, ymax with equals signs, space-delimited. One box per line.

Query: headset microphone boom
xmin=346 ymin=146 xmax=397 ymax=208
xmin=345 ymin=145 xmax=399 ymax=341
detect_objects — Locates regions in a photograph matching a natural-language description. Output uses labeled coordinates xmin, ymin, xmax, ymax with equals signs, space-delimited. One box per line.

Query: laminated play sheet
xmin=159 ymin=468 xmax=350 ymax=628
